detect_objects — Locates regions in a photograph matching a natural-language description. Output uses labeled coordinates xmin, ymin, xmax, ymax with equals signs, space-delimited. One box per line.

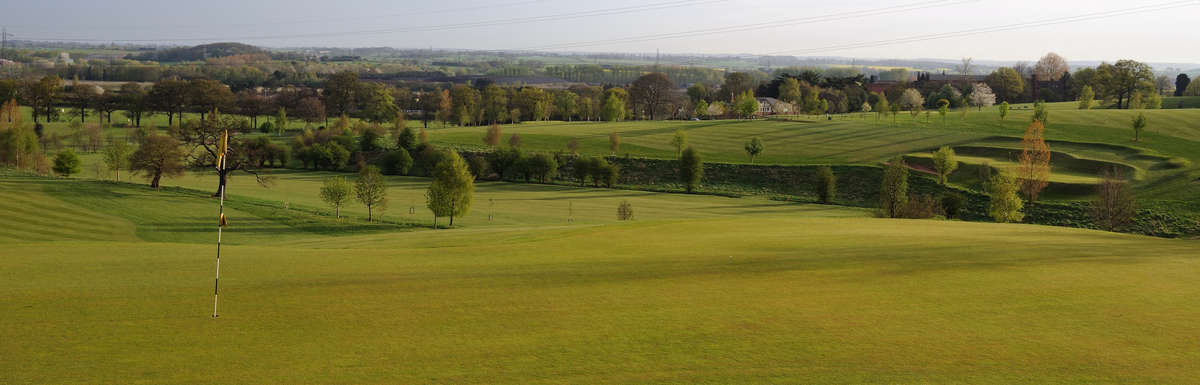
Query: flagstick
xmin=213 ymin=131 xmax=227 ymax=319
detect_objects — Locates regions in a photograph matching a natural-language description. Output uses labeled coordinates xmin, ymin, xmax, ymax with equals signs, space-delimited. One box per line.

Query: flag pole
xmin=213 ymin=130 xmax=228 ymax=318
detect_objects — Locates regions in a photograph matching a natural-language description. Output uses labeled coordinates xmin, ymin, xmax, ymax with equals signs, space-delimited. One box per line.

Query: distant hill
xmin=127 ymin=42 xmax=268 ymax=62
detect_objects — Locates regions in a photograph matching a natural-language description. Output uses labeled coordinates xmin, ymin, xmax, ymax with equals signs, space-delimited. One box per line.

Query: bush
xmin=589 ymin=158 xmax=610 ymax=187
xmin=259 ymin=121 xmax=274 ymax=133
xmin=617 ymin=200 xmax=634 ymax=220
xmin=487 ymin=147 xmax=522 ymax=180
xmin=679 ymin=147 xmax=703 ymax=193
xmin=527 ymin=153 xmax=559 ymax=183
xmin=467 ymin=155 xmax=489 ymax=180
xmin=572 ymin=157 xmax=590 ymax=186
xmin=380 ymin=148 xmax=413 ymax=176
xmin=52 ymin=149 xmax=81 ymax=177
xmin=941 ymin=192 xmax=966 ymax=219
xmin=815 ymin=166 xmax=836 ymax=204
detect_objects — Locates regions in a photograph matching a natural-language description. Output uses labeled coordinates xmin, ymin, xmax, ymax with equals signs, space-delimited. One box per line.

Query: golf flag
xmin=216 ymin=130 xmax=228 ymax=170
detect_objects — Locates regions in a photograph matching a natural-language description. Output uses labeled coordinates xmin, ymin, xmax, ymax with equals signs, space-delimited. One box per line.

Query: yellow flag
xmin=216 ymin=130 xmax=228 ymax=169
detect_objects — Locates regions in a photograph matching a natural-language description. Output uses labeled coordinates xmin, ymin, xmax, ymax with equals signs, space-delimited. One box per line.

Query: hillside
xmin=127 ymin=42 xmax=269 ymax=62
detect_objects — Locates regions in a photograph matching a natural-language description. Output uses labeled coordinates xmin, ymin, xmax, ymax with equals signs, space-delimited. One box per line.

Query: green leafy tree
xmin=601 ymin=89 xmax=627 ymax=122
xmin=985 ymin=67 xmax=1025 ymax=102
xmin=354 ymin=165 xmax=388 ymax=222
xmin=998 ymin=101 xmax=1009 ymax=120
xmin=102 ymin=137 xmax=133 ymax=181
xmin=932 ymin=146 xmax=958 ymax=185
xmin=320 ymin=176 xmax=352 ymax=218
xmin=571 ymin=157 xmax=590 ymax=186
xmin=669 ymin=129 xmax=688 ymax=157
xmin=988 ymin=172 xmax=1024 ymax=223
xmin=1094 ymin=60 xmax=1154 ymax=109
xmin=694 ymin=100 xmax=709 ymax=119
xmin=1078 ymin=85 xmax=1095 ymax=109
xmin=129 ymin=134 xmax=185 ymax=188
xmin=426 ymin=151 xmax=474 ymax=228
xmin=609 ymin=132 xmax=620 ymax=154
xmin=396 ymin=126 xmax=417 ymax=152
xmin=937 ymin=99 xmax=950 ymax=127
xmin=52 ymin=149 xmax=81 ymax=177
xmin=733 ymin=91 xmax=760 ymax=118
xmin=879 ymin=156 xmax=909 ymax=218
xmin=275 ymin=107 xmax=288 ymax=135
xmin=816 ymin=166 xmax=836 ymax=204
xmin=1032 ymin=101 xmax=1049 ymax=124
xmin=1131 ymin=113 xmax=1147 ymax=142
xmin=744 ymin=137 xmax=764 ymax=163
xmin=679 ymin=146 xmax=703 ymax=193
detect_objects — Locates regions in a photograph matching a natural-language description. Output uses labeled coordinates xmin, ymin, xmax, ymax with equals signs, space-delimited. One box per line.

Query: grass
xmin=3 ymin=174 xmax=1200 ymax=383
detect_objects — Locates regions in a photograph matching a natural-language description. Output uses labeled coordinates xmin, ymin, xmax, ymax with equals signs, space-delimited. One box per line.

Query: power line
xmin=763 ymin=0 xmax=1200 ymax=56
xmin=6 ymin=0 xmax=558 ymax=32
xmin=18 ymin=0 xmax=725 ymax=43
xmin=511 ymin=0 xmax=977 ymax=52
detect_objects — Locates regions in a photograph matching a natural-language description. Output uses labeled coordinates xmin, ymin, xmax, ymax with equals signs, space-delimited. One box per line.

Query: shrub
xmin=1091 ymin=169 xmax=1136 ymax=232
xmin=487 ymin=147 xmax=522 ymax=180
xmin=527 ymin=153 xmax=559 ymax=183
xmin=571 ymin=157 xmax=590 ymax=186
xmin=815 ymin=166 xmax=836 ymax=204
xmin=589 ymin=158 xmax=610 ymax=187
xmin=380 ymin=148 xmax=413 ymax=176
xmin=52 ymin=149 xmax=81 ymax=177
xmin=941 ymin=192 xmax=967 ymax=219
xmin=988 ymin=172 xmax=1024 ymax=223
xmin=467 ymin=155 xmax=490 ymax=180
xmin=617 ymin=200 xmax=634 ymax=220
xmin=879 ymin=156 xmax=908 ymax=218
xmin=259 ymin=121 xmax=274 ymax=133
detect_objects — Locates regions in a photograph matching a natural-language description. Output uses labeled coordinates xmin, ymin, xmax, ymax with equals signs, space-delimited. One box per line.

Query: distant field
xmin=2 ymin=175 xmax=1199 ymax=383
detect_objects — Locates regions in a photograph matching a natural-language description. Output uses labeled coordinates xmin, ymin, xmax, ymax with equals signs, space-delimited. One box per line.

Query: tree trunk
xmin=433 ymin=215 xmax=437 ymax=229
xmin=214 ymin=169 xmax=228 ymax=197
xmin=151 ymin=173 xmax=161 ymax=188
xmin=449 ymin=215 xmax=454 ymax=227
xmin=335 ymin=206 xmax=340 ymax=218
xmin=367 ymin=205 xmax=372 ymax=222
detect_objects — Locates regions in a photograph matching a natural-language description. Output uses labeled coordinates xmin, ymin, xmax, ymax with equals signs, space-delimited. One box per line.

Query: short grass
xmin=2 ymin=175 xmax=1199 ymax=383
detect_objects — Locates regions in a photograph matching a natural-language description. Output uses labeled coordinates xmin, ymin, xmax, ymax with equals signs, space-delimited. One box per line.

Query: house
xmin=756 ymin=97 xmax=791 ymax=115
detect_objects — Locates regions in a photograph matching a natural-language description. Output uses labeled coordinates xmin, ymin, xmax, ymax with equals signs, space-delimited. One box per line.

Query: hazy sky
xmin=4 ymin=0 xmax=1198 ymax=63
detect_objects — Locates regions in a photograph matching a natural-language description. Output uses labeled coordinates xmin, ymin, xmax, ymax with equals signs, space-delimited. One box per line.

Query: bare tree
xmin=1091 ymin=168 xmax=1136 ymax=232
xmin=1034 ymin=53 xmax=1069 ymax=82
xmin=956 ymin=57 xmax=975 ymax=76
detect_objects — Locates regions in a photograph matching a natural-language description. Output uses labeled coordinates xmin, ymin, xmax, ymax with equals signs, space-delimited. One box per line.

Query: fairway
xmin=3 ymin=175 xmax=1200 ymax=383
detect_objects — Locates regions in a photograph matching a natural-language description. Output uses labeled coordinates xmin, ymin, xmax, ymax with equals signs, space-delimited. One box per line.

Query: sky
xmin=4 ymin=0 xmax=1199 ymax=64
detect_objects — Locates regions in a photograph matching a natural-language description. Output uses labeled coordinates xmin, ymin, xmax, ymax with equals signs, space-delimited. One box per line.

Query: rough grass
xmin=2 ymin=175 xmax=1199 ymax=383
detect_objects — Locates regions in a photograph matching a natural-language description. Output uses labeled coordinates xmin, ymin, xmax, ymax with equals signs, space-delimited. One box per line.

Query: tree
xmin=567 ymin=137 xmax=579 ymax=155
xmin=129 ymin=134 xmax=185 ymax=188
xmin=988 ymin=172 xmax=1024 ymax=223
xmin=1131 ymin=113 xmax=1147 ymax=142
xmin=482 ymin=124 xmax=501 ymax=148
xmin=609 ymin=132 xmax=620 ymax=154
xmin=102 ymin=137 xmax=133 ymax=181
xmin=356 ymin=82 xmax=399 ymax=124
xmin=985 ymin=67 xmax=1025 ymax=102
xmin=629 ymin=72 xmax=674 ymax=120
xmin=275 ymin=107 xmax=288 ymax=135
xmin=937 ymin=99 xmax=950 ymax=127
xmin=879 ymin=157 xmax=908 ymax=218
xmin=898 ymin=89 xmax=924 ymax=114
xmin=118 ymin=82 xmax=150 ymax=127
xmin=382 ymin=148 xmax=413 ymax=176
xmin=873 ymin=94 xmax=890 ymax=122
xmin=686 ymin=83 xmax=708 ymax=103
xmin=293 ymin=97 xmax=325 ymax=128
xmin=816 ymin=166 xmax=836 ymax=204
xmin=967 ymin=83 xmax=996 ymax=110
xmin=694 ymin=100 xmax=709 ymax=119
xmin=744 ymin=137 xmax=764 ymax=163
xmin=234 ymin=90 xmax=269 ymax=128
xmin=188 ymin=79 xmax=234 ymax=119
xmin=1155 ymin=75 xmax=1174 ymax=96
xmin=718 ymin=72 xmax=756 ymax=102
xmin=1095 ymin=60 xmax=1154 ymax=109
xmin=571 ymin=156 xmax=590 ymax=186
xmin=554 ymin=91 xmax=578 ymax=121
xmin=998 ymin=101 xmax=1009 ymax=120
xmin=956 ymin=57 xmax=975 ymax=75
xmin=508 ymin=132 xmax=522 ymax=148
xmin=1091 ymin=168 xmax=1136 ymax=232
xmin=932 ymin=146 xmax=958 ymax=185
xmin=320 ymin=176 xmax=352 ymax=218
xmin=669 ymin=129 xmax=688 ymax=157
xmin=324 ymin=71 xmax=360 ymax=119
xmin=1079 ymin=85 xmax=1095 ymax=109
xmin=426 ymin=150 xmax=474 ymax=228
xmin=1032 ymin=101 xmax=1049 ymax=125
xmin=601 ymin=90 xmax=627 ymax=122
xmin=1188 ymin=79 xmax=1200 ymax=96
xmin=1034 ymin=52 xmax=1069 ymax=82
xmin=778 ymin=77 xmax=803 ymax=104
xmin=617 ymin=200 xmax=634 ymax=220
xmin=172 ymin=109 xmax=268 ymax=195
xmin=53 ymin=149 xmax=81 ymax=177
xmin=1175 ymin=74 xmax=1191 ymax=97
xmin=1018 ymin=121 xmax=1051 ymax=204
xmin=679 ymin=146 xmax=703 ymax=193
xmin=733 ymin=91 xmax=759 ymax=118
xmin=397 ymin=126 xmax=418 ymax=152
xmin=353 ymin=165 xmax=387 ymax=222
